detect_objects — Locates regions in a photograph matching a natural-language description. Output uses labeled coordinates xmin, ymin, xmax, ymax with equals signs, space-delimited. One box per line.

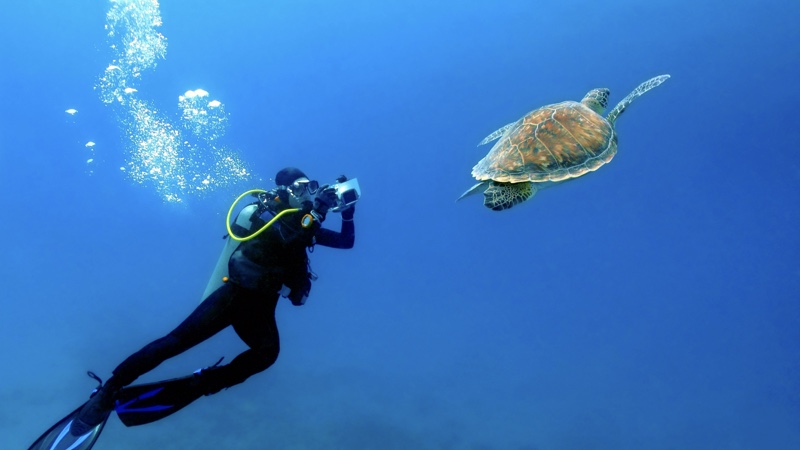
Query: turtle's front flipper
xmin=484 ymin=182 xmax=536 ymax=211
xmin=606 ymin=74 xmax=670 ymax=124
xmin=457 ymin=181 xmax=490 ymax=202
xmin=478 ymin=122 xmax=516 ymax=146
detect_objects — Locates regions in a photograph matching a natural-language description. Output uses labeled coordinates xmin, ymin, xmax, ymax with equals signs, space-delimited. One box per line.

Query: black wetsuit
xmin=108 ymin=197 xmax=354 ymax=394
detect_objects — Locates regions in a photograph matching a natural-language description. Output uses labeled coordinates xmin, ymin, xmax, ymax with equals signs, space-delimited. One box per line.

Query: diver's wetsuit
xmin=108 ymin=197 xmax=354 ymax=395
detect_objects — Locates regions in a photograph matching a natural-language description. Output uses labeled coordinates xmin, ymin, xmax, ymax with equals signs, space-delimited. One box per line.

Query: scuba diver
xmin=67 ymin=167 xmax=357 ymax=437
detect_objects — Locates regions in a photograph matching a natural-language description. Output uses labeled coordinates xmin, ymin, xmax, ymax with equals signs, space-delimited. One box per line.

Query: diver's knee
xmin=256 ymin=344 xmax=279 ymax=369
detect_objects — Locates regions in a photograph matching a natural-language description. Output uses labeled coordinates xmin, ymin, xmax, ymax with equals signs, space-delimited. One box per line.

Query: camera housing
xmin=329 ymin=178 xmax=361 ymax=212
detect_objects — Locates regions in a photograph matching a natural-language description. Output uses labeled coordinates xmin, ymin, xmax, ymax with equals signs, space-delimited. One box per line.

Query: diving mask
xmin=286 ymin=177 xmax=319 ymax=208
xmin=288 ymin=178 xmax=319 ymax=195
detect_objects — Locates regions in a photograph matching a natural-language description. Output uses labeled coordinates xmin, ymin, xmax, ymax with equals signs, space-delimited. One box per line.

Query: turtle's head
xmin=581 ymin=88 xmax=610 ymax=114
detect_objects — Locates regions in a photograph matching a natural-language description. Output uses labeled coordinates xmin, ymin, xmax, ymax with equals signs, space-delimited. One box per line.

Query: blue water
xmin=2 ymin=0 xmax=799 ymax=448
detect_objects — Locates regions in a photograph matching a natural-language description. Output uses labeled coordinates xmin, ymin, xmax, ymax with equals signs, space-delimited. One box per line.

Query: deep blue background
xmin=1 ymin=0 xmax=799 ymax=448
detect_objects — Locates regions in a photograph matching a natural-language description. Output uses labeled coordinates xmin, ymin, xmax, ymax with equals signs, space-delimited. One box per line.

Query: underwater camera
xmin=329 ymin=178 xmax=361 ymax=212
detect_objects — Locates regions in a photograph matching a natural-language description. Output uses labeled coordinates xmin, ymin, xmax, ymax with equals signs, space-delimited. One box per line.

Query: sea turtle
xmin=458 ymin=74 xmax=670 ymax=211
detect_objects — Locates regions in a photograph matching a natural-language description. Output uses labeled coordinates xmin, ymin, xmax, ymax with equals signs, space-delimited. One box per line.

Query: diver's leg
xmin=194 ymin=290 xmax=281 ymax=394
xmin=71 ymin=283 xmax=237 ymax=435
xmin=110 ymin=283 xmax=238 ymax=386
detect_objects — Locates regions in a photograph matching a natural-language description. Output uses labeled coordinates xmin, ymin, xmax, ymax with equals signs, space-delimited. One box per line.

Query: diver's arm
xmin=315 ymin=213 xmax=354 ymax=249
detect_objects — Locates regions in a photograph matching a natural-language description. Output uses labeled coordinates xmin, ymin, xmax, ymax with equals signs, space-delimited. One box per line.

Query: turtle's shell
xmin=472 ymin=101 xmax=617 ymax=183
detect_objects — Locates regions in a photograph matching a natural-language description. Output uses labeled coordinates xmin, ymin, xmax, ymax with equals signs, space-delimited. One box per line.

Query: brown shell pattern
xmin=472 ymin=101 xmax=618 ymax=183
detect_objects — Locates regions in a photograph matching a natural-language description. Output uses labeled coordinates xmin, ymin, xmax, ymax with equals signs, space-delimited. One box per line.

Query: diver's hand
xmin=314 ymin=185 xmax=337 ymax=216
xmin=336 ymin=174 xmax=348 ymax=183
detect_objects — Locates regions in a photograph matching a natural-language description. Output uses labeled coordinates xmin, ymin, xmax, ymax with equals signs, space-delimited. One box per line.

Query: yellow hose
xmin=226 ymin=189 xmax=299 ymax=242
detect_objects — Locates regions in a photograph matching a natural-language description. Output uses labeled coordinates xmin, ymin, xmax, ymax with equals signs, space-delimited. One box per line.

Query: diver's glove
xmin=313 ymin=185 xmax=338 ymax=218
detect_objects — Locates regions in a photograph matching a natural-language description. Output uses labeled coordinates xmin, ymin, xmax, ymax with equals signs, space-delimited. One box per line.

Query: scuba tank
xmin=200 ymin=203 xmax=260 ymax=302
xmin=200 ymin=188 xmax=313 ymax=304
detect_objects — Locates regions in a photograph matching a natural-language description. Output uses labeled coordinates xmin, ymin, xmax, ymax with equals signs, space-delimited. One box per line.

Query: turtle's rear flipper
xmin=457 ymin=181 xmax=490 ymax=202
xmin=478 ymin=122 xmax=516 ymax=146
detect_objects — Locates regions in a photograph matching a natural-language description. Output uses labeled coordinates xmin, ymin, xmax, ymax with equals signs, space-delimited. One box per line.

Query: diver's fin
xmin=114 ymin=374 xmax=204 ymax=427
xmin=28 ymin=402 xmax=111 ymax=450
